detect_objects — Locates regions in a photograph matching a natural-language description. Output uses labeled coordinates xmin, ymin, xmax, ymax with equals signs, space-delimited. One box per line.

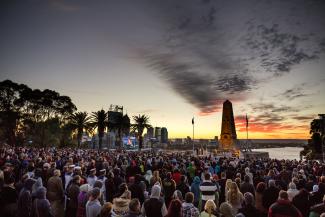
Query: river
xmin=252 ymin=147 xmax=304 ymax=160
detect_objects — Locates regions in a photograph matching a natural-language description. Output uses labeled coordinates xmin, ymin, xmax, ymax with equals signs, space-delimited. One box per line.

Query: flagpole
xmin=192 ymin=117 xmax=194 ymax=155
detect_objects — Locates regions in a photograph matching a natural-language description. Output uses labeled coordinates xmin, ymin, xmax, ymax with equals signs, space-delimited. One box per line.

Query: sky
xmin=1 ymin=0 xmax=325 ymax=139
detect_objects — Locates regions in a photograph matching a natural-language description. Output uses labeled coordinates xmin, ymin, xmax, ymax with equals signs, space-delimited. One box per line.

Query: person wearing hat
xmin=74 ymin=166 xmax=87 ymax=185
xmin=87 ymin=168 xmax=97 ymax=188
xmin=76 ymin=184 xmax=91 ymax=217
xmin=86 ymin=187 xmax=102 ymax=217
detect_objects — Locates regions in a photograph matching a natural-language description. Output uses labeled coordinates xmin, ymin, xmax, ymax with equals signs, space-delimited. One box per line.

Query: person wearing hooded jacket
xmin=32 ymin=186 xmax=53 ymax=217
xmin=191 ymin=176 xmax=201 ymax=207
xmin=141 ymin=184 xmax=168 ymax=217
xmin=17 ymin=178 xmax=36 ymax=217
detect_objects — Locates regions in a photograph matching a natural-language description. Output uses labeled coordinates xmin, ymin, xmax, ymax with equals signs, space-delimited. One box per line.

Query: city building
xmin=161 ymin=127 xmax=168 ymax=143
xmin=154 ymin=127 xmax=161 ymax=142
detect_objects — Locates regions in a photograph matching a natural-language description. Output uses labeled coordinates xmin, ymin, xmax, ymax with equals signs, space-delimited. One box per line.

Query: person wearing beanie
xmin=141 ymin=184 xmax=168 ymax=217
xmin=86 ymin=187 xmax=102 ymax=217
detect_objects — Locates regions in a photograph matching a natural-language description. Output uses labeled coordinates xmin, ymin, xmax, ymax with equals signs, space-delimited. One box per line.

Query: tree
xmin=90 ymin=109 xmax=108 ymax=150
xmin=108 ymin=113 xmax=131 ymax=148
xmin=131 ymin=114 xmax=151 ymax=151
xmin=68 ymin=112 xmax=92 ymax=148
xmin=0 ymin=80 xmax=30 ymax=146
xmin=310 ymin=119 xmax=322 ymax=135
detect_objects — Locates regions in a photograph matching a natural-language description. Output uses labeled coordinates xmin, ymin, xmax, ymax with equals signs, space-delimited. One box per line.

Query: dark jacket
xmin=268 ymin=199 xmax=302 ymax=217
xmin=143 ymin=198 xmax=163 ymax=217
xmin=129 ymin=182 xmax=145 ymax=205
xmin=238 ymin=204 xmax=263 ymax=217
xmin=17 ymin=179 xmax=36 ymax=217
xmin=240 ymin=182 xmax=255 ymax=196
xmin=292 ymin=191 xmax=311 ymax=217
xmin=262 ymin=186 xmax=280 ymax=209
xmin=47 ymin=176 xmax=64 ymax=202
xmin=32 ymin=187 xmax=53 ymax=217
xmin=0 ymin=185 xmax=18 ymax=217
xmin=67 ymin=183 xmax=80 ymax=209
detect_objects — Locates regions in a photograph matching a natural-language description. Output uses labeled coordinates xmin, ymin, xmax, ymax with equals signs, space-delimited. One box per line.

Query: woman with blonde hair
xmin=225 ymin=179 xmax=232 ymax=201
xmin=150 ymin=170 xmax=162 ymax=187
xmin=226 ymin=182 xmax=243 ymax=214
xmin=200 ymin=199 xmax=217 ymax=217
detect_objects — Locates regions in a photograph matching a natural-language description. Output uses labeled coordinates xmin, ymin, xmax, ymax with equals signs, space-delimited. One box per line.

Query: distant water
xmin=252 ymin=147 xmax=304 ymax=160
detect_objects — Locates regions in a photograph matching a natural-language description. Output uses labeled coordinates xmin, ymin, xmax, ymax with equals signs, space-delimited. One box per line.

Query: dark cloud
xmin=290 ymin=115 xmax=316 ymax=121
xmin=137 ymin=0 xmax=325 ymax=114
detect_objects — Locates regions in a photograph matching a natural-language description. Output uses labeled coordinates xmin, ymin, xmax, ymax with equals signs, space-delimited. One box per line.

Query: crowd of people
xmin=1 ymin=145 xmax=325 ymax=217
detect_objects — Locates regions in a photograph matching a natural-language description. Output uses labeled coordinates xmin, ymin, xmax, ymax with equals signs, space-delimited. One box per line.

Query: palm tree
xmin=131 ymin=114 xmax=151 ymax=151
xmin=68 ymin=112 xmax=92 ymax=148
xmin=109 ymin=114 xmax=131 ymax=148
xmin=90 ymin=109 xmax=108 ymax=150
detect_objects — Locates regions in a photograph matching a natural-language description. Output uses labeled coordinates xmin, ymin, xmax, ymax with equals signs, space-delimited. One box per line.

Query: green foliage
xmin=90 ymin=110 xmax=108 ymax=150
xmin=131 ymin=114 xmax=151 ymax=151
xmin=0 ymin=80 xmax=76 ymax=147
xmin=68 ymin=112 xmax=92 ymax=147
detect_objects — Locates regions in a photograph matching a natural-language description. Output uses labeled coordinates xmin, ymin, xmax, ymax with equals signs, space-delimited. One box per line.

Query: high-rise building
xmin=220 ymin=100 xmax=237 ymax=149
xmin=161 ymin=127 xmax=168 ymax=143
xmin=147 ymin=127 xmax=154 ymax=139
xmin=154 ymin=127 xmax=161 ymax=142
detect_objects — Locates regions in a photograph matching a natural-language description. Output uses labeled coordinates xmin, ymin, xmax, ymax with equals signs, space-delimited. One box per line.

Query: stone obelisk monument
xmin=220 ymin=100 xmax=237 ymax=149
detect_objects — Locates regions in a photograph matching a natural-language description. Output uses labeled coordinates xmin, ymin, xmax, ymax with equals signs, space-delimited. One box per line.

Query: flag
xmin=246 ymin=114 xmax=249 ymax=128
xmin=192 ymin=117 xmax=194 ymax=125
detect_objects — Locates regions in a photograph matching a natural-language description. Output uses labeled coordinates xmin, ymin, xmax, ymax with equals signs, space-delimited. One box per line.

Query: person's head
xmin=243 ymin=192 xmax=254 ymax=206
xmin=278 ymin=190 xmax=289 ymax=200
xmin=180 ymin=175 xmax=187 ymax=183
xmin=204 ymin=173 xmax=211 ymax=181
xmin=221 ymin=172 xmax=226 ymax=179
xmin=100 ymin=202 xmax=112 ymax=217
xmin=230 ymin=181 xmax=238 ymax=192
xmin=119 ymin=183 xmax=128 ymax=193
xmin=94 ymin=180 xmax=103 ymax=189
xmin=204 ymin=200 xmax=216 ymax=214
xmin=167 ymin=199 xmax=182 ymax=217
xmin=90 ymin=187 xmax=101 ymax=200
xmin=72 ymin=175 xmax=81 ymax=185
xmin=53 ymin=169 xmax=61 ymax=177
xmin=256 ymin=182 xmax=267 ymax=193
xmin=36 ymin=186 xmax=47 ymax=199
xmin=268 ymin=179 xmax=276 ymax=187
xmin=173 ymin=190 xmax=183 ymax=200
xmin=226 ymin=179 xmax=232 ymax=190
xmin=219 ymin=202 xmax=234 ymax=217
xmin=185 ymin=192 xmax=194 ymax=203
xmin=153 ymin=170 xmax=159 ymax=177
xmin=80 ymin=184 xmax=90 ymax=193
xmin=128 ymin=198 xmax=140 ymax=213
xmin=151 ymin=184 xmax=161 ymax=199
xmin=288 ymin=182 xmax=296 ymax=190
xmin=4 ymin=172 xmax=15 ymax=185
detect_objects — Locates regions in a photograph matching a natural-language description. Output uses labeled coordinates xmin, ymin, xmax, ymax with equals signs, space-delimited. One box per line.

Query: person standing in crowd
xmin=86 ymin=187 xmax=102 ymax=217
xmin=200 ymin=173 xmax=218 ymax=211
xmin=142 ymin=184 xmax=168 ymax=217
xmin=163 ymin=172 xmax=176 ymax=208
xmin=99 ymin=202 xmax=112 ymax=217
xmin=237 ymin=192 xmax=261 ymax=217
xmin=240 ymin=175 xmax=255 ymax=196
xmin=150 ymin=170 xmax=162 ymax=188
xmin=309 ymin=195 xmax=325 ymax=217
xmin=292 ymin=189 xmax=311 ymax=217
xmin=287 ymin=182 xmax=299 ymax=201
xmin=47 ymin=169 xmax=65 ymax=217
xmin=219 ymin=202 xmax=234 ymax=217
xmin=77 ymin=184 xmax=90 ymax=217
xmin=255 ymin=182 xmax=267 ymax=216
xmin=124 ymin=198 xmax=141 ymax=217
xmin=66 ymin=175 xmax=81 ymax=217
xmin=227 ymin=182 xmax=243 ymax=214
xmin=32 ymin=186 xmax=53 ymax=217
xmin=87 ymin=168 xmax=97 ymax=188
xmin=97 ymin=169 xmax=107 ymax=201
xmin=217 ymin=172 xmax=227 ymax=204
xmin=190 ymin=176 xmax=201 ymax=207
xmin=262 ymin=179 xmax=280 ymax=210
xmin=177 ymin=175 xmax=190 ymax=199
xmin=129 ymin=174 xmax=145 ymax=205
xmin=64 ymin=165 xmax=75 ymax=190
xmin=0 ymin=172 xmax=17 ymax=217
xmin=166 ymin=199 xmax=182 ymax=217
xmin=105 ymin=172 xmax=117 ymax=203
xmin=268 ymin=190 xmax=302 ymax=217
xmin=200 ymin=200 xmax=217 ymax=217
xmin=17 ymin=178 xmax=36 ymax=217
xmin=182 ymin=192 xmax=199 ymax=217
